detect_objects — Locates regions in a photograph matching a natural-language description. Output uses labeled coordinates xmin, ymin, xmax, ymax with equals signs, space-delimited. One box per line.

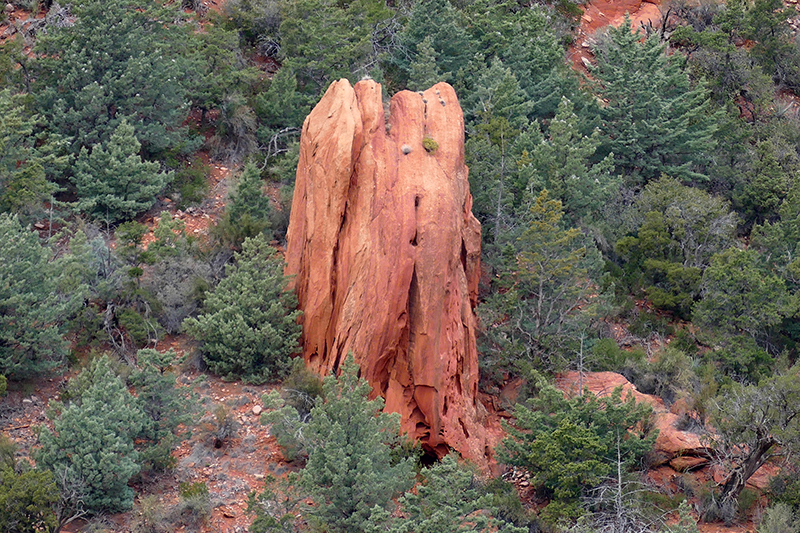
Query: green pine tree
xmin=521 ymin=96 xmax=617 ymax=225
xmin=279 ymin=0 xmax=393 ymax=94
xmin=131 ymin=349 xmax=197 ymax=472
xmin=0 ymin=435 xmax=58 ymax=533
xmin=591 ymin=16 xmax=718 ymax=186
xmin=72 ymin=120 xmax=173 ymax=223
xmin=499 ymin=379 xmax=656 ymax=522
xmin=183 ymin=234 xmax=301 ymax=383
xmin=214 ymin=162 xmax=274 ymax=249
xmin=0 ymin=89 xmax=65 ymax=217
xmin=34 ymin=0 xmax=198 ymax=158
xmin=0 ymin=214 xmax=69 ymax=380
xmin=299 ymin=355 xmax=416 ymax=533
xmin=36 ymin=356 xmax=147 ymax=514
xmin=365 ymin=454 xmax=526 ymax=533
xmin=407 ymin=36 xmax=447 ymax=91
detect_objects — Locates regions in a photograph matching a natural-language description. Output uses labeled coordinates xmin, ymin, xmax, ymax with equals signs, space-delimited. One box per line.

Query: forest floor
xmin=2 ymin=334 xmax=288 ymax=533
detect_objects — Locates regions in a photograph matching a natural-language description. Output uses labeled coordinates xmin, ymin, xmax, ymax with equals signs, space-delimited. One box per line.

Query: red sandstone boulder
xmin=556 ymin=371 xmax=710 ymax=467
xmin=285 ymin=79 xmax=494 ymax=465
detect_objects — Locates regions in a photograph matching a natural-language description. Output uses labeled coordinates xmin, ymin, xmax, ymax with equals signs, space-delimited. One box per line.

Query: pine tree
xmin=0 ymin=90 xmax=64 ymax=217
xmin=183 ymin=234 xmax=301 ymax=383
xmin=0 ymin=214 xmax=69 ymax=380
xmin=279 ymin=0 xmax=393 ymax=94
xmin=365 ymin=454 xmax=526 ymax=533
xmin=72 ymin=120 xmax=173 ymax=223
xmin=36 ymin=356 xmax=147 ymax=514
xmin=693 ymin=248 xmax=790 ymax=340
xmin=499 ymin=380 xmax=656 ymax=523
xmin=407 ymin=36 xmax=446 ymax=91
xmin=505 ymin=190 xmax=607 ymax=367
xmin=34 ymin=0 xmax=198 ymax=158
xmin=591 ymin=17 xmax=719 ymax=186
xmin=299 ymin=355 xmax=415 ymax=533
xmin=214 ymin=163 xmax=274 ymax=249
xmin=131 ymin=349 xmax=196 ymax=472
xmin=0 ymin=435 xmax=58 ymax=533
xmin=521 ymin=97 xmax=617 ymax=225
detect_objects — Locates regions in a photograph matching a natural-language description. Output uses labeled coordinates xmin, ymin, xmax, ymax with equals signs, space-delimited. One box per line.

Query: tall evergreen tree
xmin=521 ymin=97 xmax=617 ymax=225
xmin=72 ymin=121 xmax=173 ymax=223
xmin=0 ymin=214 xmax=69 ymax=380
xmin=183 ymin=234 xmax=301 ymax=383
xmin=0 ymin=90 xmax=65 ymax=217
xmin=33 ymin=0 xmax=199 ymax=158
xmin=591 ymin=17 xmax=718 ymax=186
xmin=299 ymin=355 xmax=415 ymax=533
xmin=214 ymin=163 xmax=274 ymax=249
xmin=278 ymin=0 xmax=393 ymax=94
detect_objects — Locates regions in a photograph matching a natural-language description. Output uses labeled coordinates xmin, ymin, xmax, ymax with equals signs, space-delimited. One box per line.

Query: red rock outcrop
xmin=557 ymin=372 xmax=711 ymax=468
xmin=285 ymin=79 xmax=494 ymax=465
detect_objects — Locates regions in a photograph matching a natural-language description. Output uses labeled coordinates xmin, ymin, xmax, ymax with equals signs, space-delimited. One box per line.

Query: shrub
xmin=36 ymin=356 xmax=147 ymax=513
xmin=422 ymin=134 xmax=438 ymax=153
xmin=0 ymin=441 xmax=58 ymax=533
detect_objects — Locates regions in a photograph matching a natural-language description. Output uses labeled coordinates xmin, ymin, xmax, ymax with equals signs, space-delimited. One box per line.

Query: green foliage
xmin=171 ymin=158 xmax=211 ymax=209
xmin=661 ymin=501 xmax=700 ymax=533
xmin=36 ymin=355 xmax=147 ymax=514
xmin=422 ymin=134 xmax=439 ymax=153
xmin=480 ymin=190 xmax=608 ymax=373
xmin=0 ymin=214 xmax=70 ymax=380
xmin=213 ymin=162 xmax=274 ymax=249
xmin=707 ymin=335 xmax=774 ymax=384
xmin=261 ymin=388 xmax=309 ymax=461
xmin=694 ymin=248 xmax=791 ymax=340
xmin=280 ymin=357 xmax=323 ymax=416
xmin=365 ymin=454 xmax=526 ymax=533
xmin=499 ymin=379 xmax=656 ymax=520
xmin=613 ymin=178 xmax=738 ymax=319
xmin=184 ymin=234 xmax=301 ymax=383
xmin=34 ymin=0 xmax=199 ymax=158
xmin=179 ymin=481 xmax=209 ymax=499
xmin=299 ymin=355 xmax=415 ymax=533
xmin=254 ymin=67 xmax=311 ymax=135
xmin=279 ymin=0 xmax=393 ymax=94
xmin=707 ymin=371 xmax=800 ymax=520
xmin=520 ymin=97 xmax=617 ymax=225
xmin=72 ymin=121 xmax=173 ymax=223
xmin=591 ymin=17 xmax=718 ymax=186
xmin=0 ymin=465 xmax=59 ymax=533
xmin=0 ymin=89 xmax=65 ymax=217
xmin=131 ymin=349 xmax=196 ymax=472
xmin=247 ymin=474 xmax=305 ymax=533
xmin=758 ymin=503 xmax=800 ymax=533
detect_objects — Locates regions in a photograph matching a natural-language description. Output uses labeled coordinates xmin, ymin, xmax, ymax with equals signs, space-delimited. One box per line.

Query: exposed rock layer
xmin=285 ymin=79 xmax=492 ymax=464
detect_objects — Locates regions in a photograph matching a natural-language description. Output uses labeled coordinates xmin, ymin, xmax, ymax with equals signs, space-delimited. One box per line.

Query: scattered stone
xmin=252 ymin=405 xmax=263 ymax=416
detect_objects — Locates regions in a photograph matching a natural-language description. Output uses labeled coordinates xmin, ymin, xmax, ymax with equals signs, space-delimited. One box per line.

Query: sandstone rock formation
xmin=285 ymin=79 xmax=494 ymax=464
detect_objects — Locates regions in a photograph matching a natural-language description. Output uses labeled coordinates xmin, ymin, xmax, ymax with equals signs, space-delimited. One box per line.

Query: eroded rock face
xmin=285 ymin=79 xmax=492 ymax=464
